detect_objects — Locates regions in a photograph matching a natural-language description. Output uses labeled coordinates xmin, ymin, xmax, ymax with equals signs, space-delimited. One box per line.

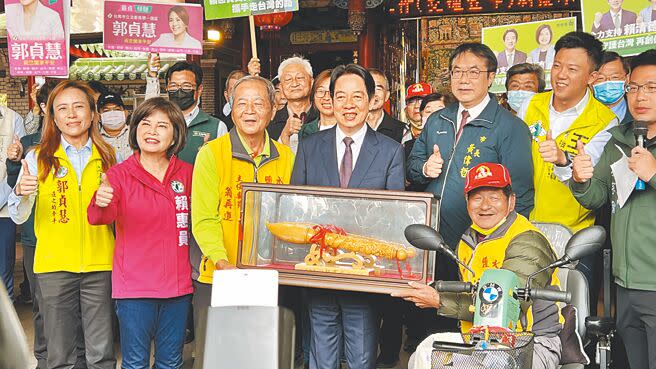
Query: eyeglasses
xmin=625 ymin=82 xmax=656 ymax=94
xmin=167 ymin=83 xmax=196 ymax=93
xmin=450 ymin=69 xmax=492 ymax=80
xmin=315 ymin=89 xmax=330 ymax=98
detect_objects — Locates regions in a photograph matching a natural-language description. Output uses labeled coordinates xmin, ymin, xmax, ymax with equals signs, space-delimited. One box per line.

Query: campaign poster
xmin=204 ymin=0 xmax=298 ymax=20
xmin=582 ymin=0 xmax=656 ymax=56
xmin=482 ymin=17 xmax=577 ymax=93
xmin=5 ymin=0 xmax=69 ymax=77
xmin=104 ymin=1 xmax=204 ymax=55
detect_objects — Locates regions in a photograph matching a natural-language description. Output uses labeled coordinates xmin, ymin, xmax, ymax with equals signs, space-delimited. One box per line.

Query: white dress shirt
xmin=457 ymin=94 xmax=491 ymax=129
xmin=517 ymin=90 xmax=618 ymax=181
xmin=336 ymin=124 xmax=368 ymax=172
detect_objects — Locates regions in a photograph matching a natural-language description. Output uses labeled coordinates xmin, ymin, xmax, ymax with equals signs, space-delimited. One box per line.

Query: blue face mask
xmin=593 ymin=80 xmax=625 ymax=105
xmin=507 ymin=90 xmax=536 ymax=112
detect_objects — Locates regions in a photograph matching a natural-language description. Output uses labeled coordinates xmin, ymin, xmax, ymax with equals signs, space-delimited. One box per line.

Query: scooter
xmin=403 ymin=224 xmax=606 ymax=369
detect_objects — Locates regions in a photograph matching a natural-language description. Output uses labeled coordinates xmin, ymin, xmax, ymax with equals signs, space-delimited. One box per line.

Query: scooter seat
xmin=585 ymin=316 xmax=615 ymax=337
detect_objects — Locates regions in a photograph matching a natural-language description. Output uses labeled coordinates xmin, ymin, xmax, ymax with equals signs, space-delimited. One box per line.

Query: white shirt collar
xmin=185 ymin=105 xmax=200 ymax=126
xmin=61 ymin=136 xmax=92 ymax=152
xmin=336 ymin=123 xmax=368 ymax=147
xmin=458 ymin=94 xmax=491 ymax=122
xmin=370 ymin=111 xmax=385 ymax=131
xmin=549 ymin=89 xmax=589 ymax=116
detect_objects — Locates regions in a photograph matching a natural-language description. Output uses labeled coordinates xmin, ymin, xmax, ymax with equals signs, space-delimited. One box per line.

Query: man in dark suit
xmin=592 ymin=0 xmax=638 ymax=36
xmin=367 ymin=68 xmax=405 ymax=143
xmin=291 ymin=64 xmax=405 ymax=369
xmin=497 ymin=29 xmax=528 ymax=72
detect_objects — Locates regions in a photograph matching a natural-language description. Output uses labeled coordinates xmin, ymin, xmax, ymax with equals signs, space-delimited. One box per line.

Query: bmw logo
xmin=479 ymin=283 xmax=503 ymax=305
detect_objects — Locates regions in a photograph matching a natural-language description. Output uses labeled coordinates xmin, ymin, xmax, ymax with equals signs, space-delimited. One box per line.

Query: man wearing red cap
xmin=394 ymin=162 xmax=563 ymax=369
xmin=403 ymin=82 xmax=432 ymax=143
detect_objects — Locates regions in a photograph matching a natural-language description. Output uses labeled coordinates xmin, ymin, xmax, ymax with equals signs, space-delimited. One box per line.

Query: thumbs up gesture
xmin=423 ymin=144 xmax=444 ymax=178
xmin=6 ymin=135 xmax=23 ymax=162
xmin=538 ymin=130 xmax=568 ymax=166
xmin=95 ymin=173 xmax=114 ymax=208
xmin=572 ymin=140 xmax=594 ymax=183
xmin=16 ymin=159 xmax=38 ymax=196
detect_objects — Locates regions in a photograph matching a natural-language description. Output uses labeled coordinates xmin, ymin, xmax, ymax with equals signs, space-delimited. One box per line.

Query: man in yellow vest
xmin=517 ymin=31 xmax=618 ymax=232
xmin=394 ymin=163 xmax=563 ymax=369
xmin=191 ymin=75 xmax=294 ymax=369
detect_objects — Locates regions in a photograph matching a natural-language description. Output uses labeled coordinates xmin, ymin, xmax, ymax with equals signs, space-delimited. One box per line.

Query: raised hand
xmin=538 ymin=130 xmax=567 ymax=166
xmin=16 ymin=159 xmax=38 ymax=196
xmin=280 ymin=114 xmax=303 ymax=145
xmin=423 ymin=145 xmax=444 ymax=178
xmin=6 ymin=135 xmax=23 ymax=162
xmin=147 ymin=53 xmax=161 ymax=78
xmin=247 ymin=57 xmax=261 ymax=76
xmin=572 ymin=140 xmax=593 ymax=183
xmin=628 ymin=145 xmax=656 ymax=182
xmin=95 ymin=173 xmax=114 ymax=208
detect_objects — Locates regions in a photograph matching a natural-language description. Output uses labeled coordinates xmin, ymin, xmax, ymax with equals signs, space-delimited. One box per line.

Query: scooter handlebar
xmin=530 ymin=288 xmax=572 ymax=304
xmin=434 ymin=281 xmax=473 ymax=293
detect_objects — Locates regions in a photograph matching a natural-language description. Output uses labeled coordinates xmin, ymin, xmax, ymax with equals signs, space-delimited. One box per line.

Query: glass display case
xmin=237 ymin=183 xmax=438 ymax=294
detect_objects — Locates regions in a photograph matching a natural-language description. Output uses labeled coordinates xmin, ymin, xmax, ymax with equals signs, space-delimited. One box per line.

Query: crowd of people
xmin=0 ymin=30 xmax=655 ymax=369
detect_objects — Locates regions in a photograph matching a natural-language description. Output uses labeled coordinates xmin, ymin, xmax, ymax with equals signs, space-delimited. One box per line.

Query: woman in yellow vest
xmin=394 ymin=163 xmax=563 ymax=369
xmin=8 ymin=81 xmax=117 ymax=369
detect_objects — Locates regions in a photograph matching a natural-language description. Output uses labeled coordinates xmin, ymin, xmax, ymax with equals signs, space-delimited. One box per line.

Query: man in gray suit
xmin=291 ymin=64 xmax=405 ymax=369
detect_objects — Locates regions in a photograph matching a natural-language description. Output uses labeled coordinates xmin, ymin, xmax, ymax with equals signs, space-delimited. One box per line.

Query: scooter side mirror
xmin=563 ymin=226 xmax=606 ymax=262
xmin=404 ymin=224 xmax=445 ymax=252
xmin=405 ymin=224 xmax=477 ymax=277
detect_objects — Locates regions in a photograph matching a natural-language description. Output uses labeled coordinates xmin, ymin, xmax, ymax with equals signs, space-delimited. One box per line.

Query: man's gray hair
xmin=229 ymin=75 xmax=276 ymax=108
xmin=505 ymin=63 xmax=547 ymax=92
xmin=278 ymin=56 xmax=313 ymax=78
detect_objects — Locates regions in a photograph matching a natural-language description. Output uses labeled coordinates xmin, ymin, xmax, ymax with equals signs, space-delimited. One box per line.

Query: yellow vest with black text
xmin=33 ymin=144 xmax=115 ymax=273
xmin=524 ymin=91 xmax=616 ymax=231
xmin=456 ymin=215 xmax=562 ymax=333
xmin=196 ymin=134 xmax=294 ymax=284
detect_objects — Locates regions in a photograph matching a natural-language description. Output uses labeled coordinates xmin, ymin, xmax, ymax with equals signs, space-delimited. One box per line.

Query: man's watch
xmin=556 ymin=152 xmax=572 ymax=167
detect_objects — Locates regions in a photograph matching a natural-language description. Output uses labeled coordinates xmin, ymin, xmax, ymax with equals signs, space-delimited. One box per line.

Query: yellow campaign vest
xmin=33 ymin=144 xmax=115 ymax=274
xmin=456 ymin=215 xmax=562 ymax=333
xmin=524 ymin=91 xmax=616 ymax=231
xmin=196 ymin=134 xmax=294 ymax=284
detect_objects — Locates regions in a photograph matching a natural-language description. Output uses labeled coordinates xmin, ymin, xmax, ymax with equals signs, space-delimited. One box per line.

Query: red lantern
xmin=253 ymin=12 xmax=293 ymax=33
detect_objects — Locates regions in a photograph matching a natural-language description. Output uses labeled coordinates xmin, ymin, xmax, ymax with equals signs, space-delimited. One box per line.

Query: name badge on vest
xmin=171 ymin=180 xmax=184 ymax=194
xmin=55 ymin=166 xmax=68 ymax=178
xmin=529 ymin=121 xmax=547 ymax=142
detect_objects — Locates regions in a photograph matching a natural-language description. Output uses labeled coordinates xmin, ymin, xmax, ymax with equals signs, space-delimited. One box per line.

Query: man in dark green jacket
xmin=570 ymin=49 xmax=656 ymax=369
xmin=146 ymin=58 xmax=228 ymax=165
xmin=407 ymin=43 xmax=534 ymax=250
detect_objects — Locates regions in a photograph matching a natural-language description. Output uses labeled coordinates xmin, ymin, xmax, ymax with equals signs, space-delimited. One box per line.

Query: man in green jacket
xmin=570 ymin=49 xmax=656 ymax=369
xmin=146 ymin=57 xmax=228 ymax=165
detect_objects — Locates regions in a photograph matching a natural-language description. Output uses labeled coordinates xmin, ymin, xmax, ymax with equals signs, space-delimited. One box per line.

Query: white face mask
xmin=101 ymin=110 xmax=126 ymax=130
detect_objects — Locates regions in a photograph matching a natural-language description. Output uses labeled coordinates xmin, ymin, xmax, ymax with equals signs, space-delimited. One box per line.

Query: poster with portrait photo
xmin=104 ymin=0 xmax=204 ymax=55
xmin=482 ymin=17 xmax=576 ymax=93
xmin=4 ymin=0 xmax=70 ymax=76
xmin=582 ymin=0 xmax=656 ymax=56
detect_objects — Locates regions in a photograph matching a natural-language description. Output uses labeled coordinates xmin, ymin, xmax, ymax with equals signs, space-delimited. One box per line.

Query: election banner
xmin=482 ymin=17 xmax=576 ymax=93
xmin=5 ymin=0 xmax=69 ymax=77
xmin=203 ymin=0 xmax=298 ymax=20
xmin=582 ymin=0 xmax=656 ymax=56
xmin=103 ymin=1 xmax=204 ymax=55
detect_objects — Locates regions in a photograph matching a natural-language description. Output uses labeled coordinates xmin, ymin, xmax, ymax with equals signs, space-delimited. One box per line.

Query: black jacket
xmin=376 ymin=113 xmax=405 ymax=143
xmin=267 ymin=104 xmax=319 ymax=140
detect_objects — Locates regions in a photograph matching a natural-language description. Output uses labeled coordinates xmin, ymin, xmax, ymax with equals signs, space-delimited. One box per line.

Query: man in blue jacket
xmin=407 ymin=42 xmax=534 ymax=251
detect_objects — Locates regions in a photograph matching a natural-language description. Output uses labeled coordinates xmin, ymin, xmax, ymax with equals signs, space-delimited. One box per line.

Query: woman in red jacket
xmin=88 ymin=97 xmax=193 ymax=369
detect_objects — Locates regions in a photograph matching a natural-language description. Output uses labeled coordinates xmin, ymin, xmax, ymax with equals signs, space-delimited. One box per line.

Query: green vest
xmin=178 ymin=110 xmax=220 ymax=165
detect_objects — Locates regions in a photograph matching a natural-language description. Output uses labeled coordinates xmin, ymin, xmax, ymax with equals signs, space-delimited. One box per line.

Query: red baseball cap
xmin=464 ymin=163 xmax=512 ymax=194
xmin=406 ymin=82 xmax=431 ymax=101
